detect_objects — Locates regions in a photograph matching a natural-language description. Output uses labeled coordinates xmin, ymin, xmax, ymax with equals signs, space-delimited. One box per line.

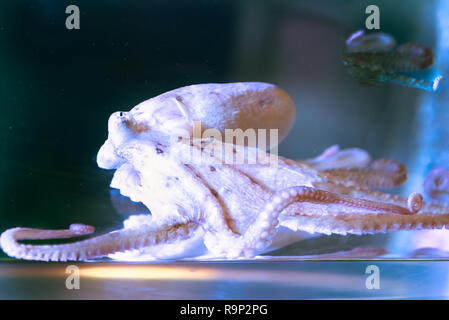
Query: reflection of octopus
xmin=2 ymin=82 xmax=449 ymax=261
xmin=343 ymin=30 xmax=443 ymax=91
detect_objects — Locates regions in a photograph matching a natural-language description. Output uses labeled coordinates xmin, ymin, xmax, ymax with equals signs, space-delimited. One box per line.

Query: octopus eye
xmin=118 ymin=111 xmax=130 ymax=119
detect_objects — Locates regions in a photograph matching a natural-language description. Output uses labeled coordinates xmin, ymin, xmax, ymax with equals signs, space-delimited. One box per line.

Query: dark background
xmin=0 ymin=0 xmax=435 ymax=258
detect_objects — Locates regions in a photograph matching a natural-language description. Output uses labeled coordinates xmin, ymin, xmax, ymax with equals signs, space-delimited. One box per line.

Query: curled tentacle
xmin=238 ymin=186 xmax=420 ymax=257
xmin=424 ymin=167 xmax=449 ymax=202
xmin=324 ymin=158 xmax=407 ymax=189
xmin=407 ymin=192 xmax=423 ymax=214
xmin=0 ymin=222 xmax=196 ymax=261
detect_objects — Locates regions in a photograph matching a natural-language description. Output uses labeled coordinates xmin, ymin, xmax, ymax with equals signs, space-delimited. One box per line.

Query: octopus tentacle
xmin=0 ymin=221 xmax=196 ymax=261
xmin=300 ymin=145 xmax=371 ymax=170
xmin=424 ymin=167 xmax=449 ymax=202
xmin=238 ymin=187 xmax=422 ymax=257
xmin=282 ymin=211 xmax=449 ymax=236
xmin=323 ymin=159 xmax=407 ymax=188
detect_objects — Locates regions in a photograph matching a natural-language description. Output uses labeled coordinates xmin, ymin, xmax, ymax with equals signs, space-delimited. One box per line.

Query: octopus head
xmin=97 ymin=111 xmax=144 ymax=170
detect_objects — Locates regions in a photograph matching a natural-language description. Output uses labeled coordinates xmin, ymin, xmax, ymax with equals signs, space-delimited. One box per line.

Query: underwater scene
xmin=1 ymin=0 xmax=449 ymax=299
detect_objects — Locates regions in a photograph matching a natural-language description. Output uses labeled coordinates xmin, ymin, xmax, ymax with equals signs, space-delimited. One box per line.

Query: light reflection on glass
xmin=80 ymin=264 xmax=395 ymax=292
xmin=81 ymin=265 xmax=217 ymax=281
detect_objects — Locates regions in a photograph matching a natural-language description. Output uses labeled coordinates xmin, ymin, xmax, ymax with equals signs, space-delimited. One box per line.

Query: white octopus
xmin=2 ymin=82 xmax=449 ymax=261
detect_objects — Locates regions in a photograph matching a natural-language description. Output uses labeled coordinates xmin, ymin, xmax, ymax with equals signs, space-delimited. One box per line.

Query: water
xmin=1 ymin=0 xmax=448 ymax=299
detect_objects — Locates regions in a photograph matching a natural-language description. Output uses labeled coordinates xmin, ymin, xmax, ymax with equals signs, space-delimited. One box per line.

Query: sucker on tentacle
xmin=239 ymin=187 xmax=423 ymax=257
xmin=323 ymin=159 xmax=407 ymax=189
xmin=1 ymin=221 xmax=197 ymax=261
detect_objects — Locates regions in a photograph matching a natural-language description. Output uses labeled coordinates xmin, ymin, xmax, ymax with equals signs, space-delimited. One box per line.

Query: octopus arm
xmin=323 ymin=159 xmax=407 ymax=188
xmin=0 ymin=221 xmax=197 ymax=261
xmin=237 ymin=187 xmax=425 ymax=256
xmin=300 ymin=145 xmax=371 ymax=170
xmin=282 ymin=211 xmax=449 ymax=236
xmin=232 ymin=185 xmax=449 ymax=257
xmin=300 ymin=146 xmax=406 ymax=189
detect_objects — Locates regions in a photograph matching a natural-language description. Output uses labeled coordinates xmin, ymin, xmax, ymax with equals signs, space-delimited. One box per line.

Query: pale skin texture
xmin=2 ymin=82 xmax=449 ymax=261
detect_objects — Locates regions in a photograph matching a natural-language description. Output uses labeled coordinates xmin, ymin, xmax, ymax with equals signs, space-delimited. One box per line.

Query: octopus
xmin=2 ymin=82 xmax=449 ymax=261
xmin=424 ymin=168 xmax=449 ymax=203
xmin=343 ymin=30 xmax=443 ymax=91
